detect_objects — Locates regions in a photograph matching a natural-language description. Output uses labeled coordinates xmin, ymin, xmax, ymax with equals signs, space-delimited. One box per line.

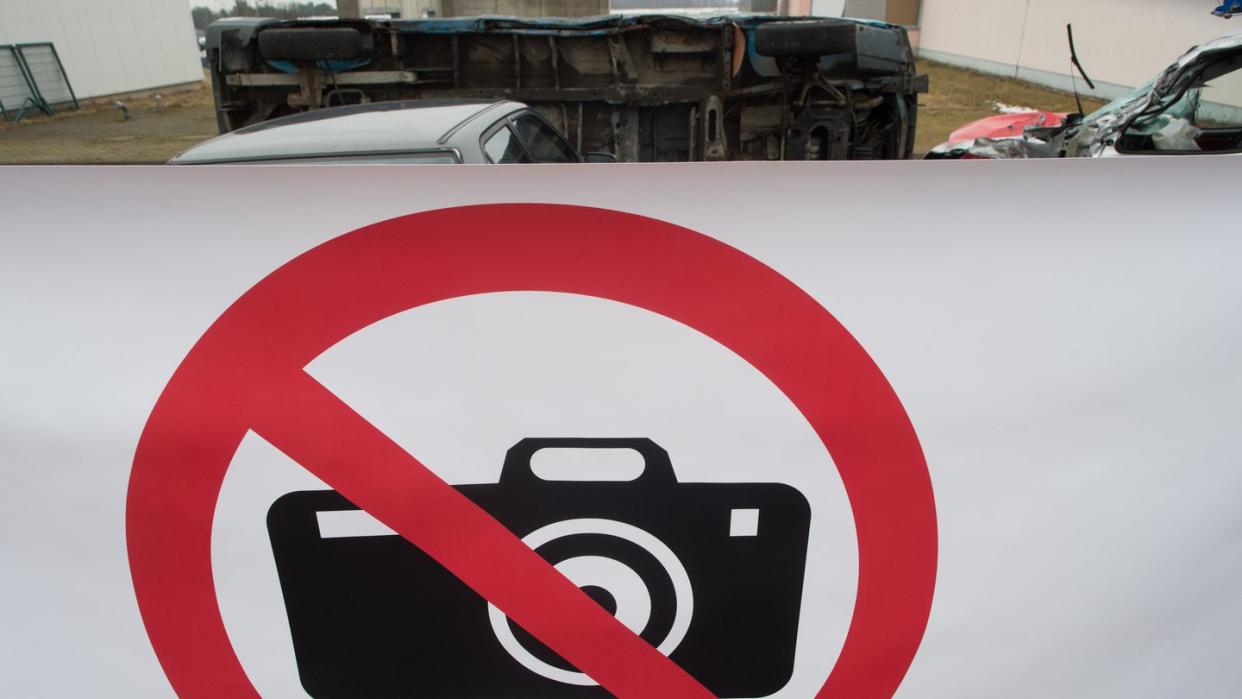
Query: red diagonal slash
xmin=250 ymin=368 xmax=713 ymax=697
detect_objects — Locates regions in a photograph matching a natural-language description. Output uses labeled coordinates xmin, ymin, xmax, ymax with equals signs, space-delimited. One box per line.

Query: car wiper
xmin=1067 ymin=24 xmax=1097 ymax=117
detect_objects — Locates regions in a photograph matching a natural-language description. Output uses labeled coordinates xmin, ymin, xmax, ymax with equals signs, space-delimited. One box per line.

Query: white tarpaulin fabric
xmin=1 ymin=159 xmax=1240 ymax=698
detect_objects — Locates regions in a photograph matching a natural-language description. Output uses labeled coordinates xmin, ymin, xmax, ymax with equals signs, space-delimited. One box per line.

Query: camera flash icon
xmin=729 ymin=508 xmax=760 ymax=537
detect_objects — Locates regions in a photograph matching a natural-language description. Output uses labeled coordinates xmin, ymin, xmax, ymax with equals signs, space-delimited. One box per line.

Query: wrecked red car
xmin=927 ymin=32 xmax=1242 ymax=159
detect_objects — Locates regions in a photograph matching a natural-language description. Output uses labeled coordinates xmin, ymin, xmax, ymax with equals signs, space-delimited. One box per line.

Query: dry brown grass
xmin=914 ymin=59 xmax=1108 ymax=154
xmin=0 ymin=77 xmax=218 ymax=164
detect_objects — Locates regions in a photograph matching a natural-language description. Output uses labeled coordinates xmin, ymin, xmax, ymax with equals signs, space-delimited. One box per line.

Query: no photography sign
xmin=127 ymin=204 xmax=934 ymax=698
xmin=2 ymin=159 xmax=1242 ymax=698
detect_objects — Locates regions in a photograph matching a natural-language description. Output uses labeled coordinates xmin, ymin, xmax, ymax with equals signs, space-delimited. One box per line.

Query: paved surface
xmin=0 ymin=64 xmax=1108 ymax=163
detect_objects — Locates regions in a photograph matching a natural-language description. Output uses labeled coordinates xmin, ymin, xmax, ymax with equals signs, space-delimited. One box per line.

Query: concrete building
xmin=0 ymin=0 xmax=203 ymax=104
xmin=357 ymin=0 xmax=609 ymax=18
xmin=799 ymin=0 xmax=919 ymax=25
xmin=356 ymin=0 xmax=442 ymax=18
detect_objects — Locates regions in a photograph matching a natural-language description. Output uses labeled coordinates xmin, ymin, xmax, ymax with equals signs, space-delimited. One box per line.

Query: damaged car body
xmin=205 ymin=14 xmax=928 ymax=161
xmin=927 ymin=33 xmax=1242 ymax=159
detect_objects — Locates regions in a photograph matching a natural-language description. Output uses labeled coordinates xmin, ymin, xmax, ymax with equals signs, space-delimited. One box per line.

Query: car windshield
xmin=1084 ymin=78 xmax=1158 ymax=123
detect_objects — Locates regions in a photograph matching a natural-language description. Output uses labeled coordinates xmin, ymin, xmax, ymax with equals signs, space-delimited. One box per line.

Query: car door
xmin=481 ymin=110 xmax=580 ymax=164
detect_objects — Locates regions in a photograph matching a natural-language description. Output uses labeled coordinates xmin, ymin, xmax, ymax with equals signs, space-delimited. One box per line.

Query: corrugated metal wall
xmin=0 ymin=0 xmax=203 ymax=101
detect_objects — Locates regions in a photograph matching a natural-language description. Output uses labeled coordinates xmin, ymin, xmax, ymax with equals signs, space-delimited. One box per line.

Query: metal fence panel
xmin=0 ymin=42 xmax=78 ymax=121
xmin=17 ymin=44 xmax=77 ymax=108
xmin=0 ymin=46 xmax=39 ymax=120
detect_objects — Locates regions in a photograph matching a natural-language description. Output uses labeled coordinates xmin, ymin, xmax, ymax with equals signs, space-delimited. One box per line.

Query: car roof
xmin=170 ymin=99 xmax=524 ymax=164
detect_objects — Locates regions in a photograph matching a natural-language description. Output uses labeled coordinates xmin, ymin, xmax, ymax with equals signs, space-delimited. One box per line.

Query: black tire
xmin=754 ymin=20 xmax=857 ymax=57
xmin=258 ymin=28 xmax=365 ymax=61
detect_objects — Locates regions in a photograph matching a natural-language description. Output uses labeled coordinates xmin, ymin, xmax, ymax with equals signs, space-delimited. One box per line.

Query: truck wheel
xmin=258 ymin=28 xmax=366 ymax=61
xmin=754 ymin=20 xmax=857 ymax=57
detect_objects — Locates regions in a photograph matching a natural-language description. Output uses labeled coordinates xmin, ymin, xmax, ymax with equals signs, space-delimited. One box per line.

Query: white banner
xmin=1 ymin=159 xmax=1240 ymax=698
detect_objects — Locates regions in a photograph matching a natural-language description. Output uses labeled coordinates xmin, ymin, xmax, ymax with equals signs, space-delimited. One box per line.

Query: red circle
xmin=128 ymin=204 xmax=936 ymax=697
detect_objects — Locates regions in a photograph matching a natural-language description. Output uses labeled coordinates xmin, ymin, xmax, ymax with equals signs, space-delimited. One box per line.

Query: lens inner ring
xmin=486 ymin=518 xmax=695 ymax=686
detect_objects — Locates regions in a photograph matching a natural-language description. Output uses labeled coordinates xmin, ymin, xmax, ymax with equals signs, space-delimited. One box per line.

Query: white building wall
xmin=0 ymin=0 xmax=203 ymax=101
xmin=919 ymin=0 xmax=1242 ymax=109
xmin=810 ymin=0 xmax=846 ymax=16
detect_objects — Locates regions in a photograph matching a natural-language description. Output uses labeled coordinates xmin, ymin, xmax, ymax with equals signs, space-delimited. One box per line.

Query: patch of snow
xmin=993 ymin=101 xmax=1039 ymax=114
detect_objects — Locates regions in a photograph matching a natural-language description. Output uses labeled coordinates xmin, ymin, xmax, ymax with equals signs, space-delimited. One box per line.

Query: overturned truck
xmin=206 ymin=15 xmax=927 ymax=161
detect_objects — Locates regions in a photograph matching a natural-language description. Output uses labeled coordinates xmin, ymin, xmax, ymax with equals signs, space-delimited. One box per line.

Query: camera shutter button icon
xmin=487 ymin=517 xmax=695 ymax=686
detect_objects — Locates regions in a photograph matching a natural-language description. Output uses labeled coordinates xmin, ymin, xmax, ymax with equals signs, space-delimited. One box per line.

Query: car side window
xmin=1120 ymin=58 xmax=1242 ymax=154
xmin=1195 ymin=62 xmax=1242 ymax=131
xmin=483 ymin=126 xmax=531 ymax=164
xmin=511 ymin=113 xmax=577 ymax=163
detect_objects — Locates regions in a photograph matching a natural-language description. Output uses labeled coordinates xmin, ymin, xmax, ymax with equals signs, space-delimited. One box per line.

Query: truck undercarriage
xmin=206 ymin=15 xmax=928 ymax=161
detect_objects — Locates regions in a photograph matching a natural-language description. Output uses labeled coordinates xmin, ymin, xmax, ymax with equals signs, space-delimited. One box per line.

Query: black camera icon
xmin=267 ymin=438 xmax=811 ymax=698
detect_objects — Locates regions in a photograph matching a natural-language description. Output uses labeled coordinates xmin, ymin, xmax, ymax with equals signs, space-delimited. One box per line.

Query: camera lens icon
xmin=486 ymin=518 xmax=695 ymax=686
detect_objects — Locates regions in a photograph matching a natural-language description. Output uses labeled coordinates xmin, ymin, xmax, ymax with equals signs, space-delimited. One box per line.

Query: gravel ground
xmin=0 ymin=61 xmax=1109 ymax=164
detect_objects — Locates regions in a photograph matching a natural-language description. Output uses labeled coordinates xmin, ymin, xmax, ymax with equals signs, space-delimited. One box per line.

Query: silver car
xmin=169 ymin=99 xmax=610 ymax=165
